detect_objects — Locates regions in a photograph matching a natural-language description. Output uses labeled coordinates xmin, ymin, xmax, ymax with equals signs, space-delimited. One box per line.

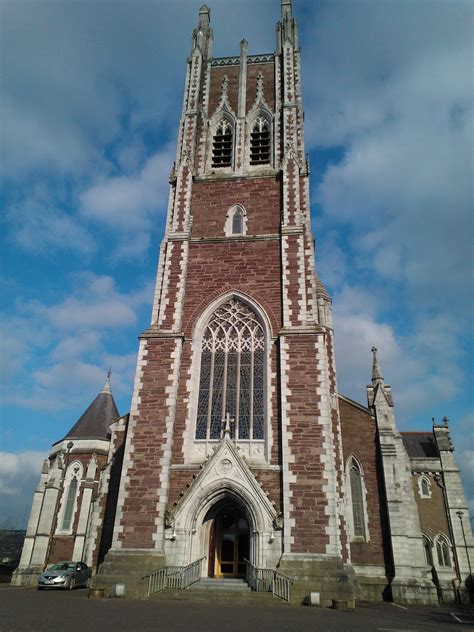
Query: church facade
xmin=13 ymin=1 xmax=473 ymax=606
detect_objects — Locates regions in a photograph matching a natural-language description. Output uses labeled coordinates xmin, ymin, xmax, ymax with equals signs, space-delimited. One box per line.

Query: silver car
xmin=37 ymin=561 xmax=91 ymax=590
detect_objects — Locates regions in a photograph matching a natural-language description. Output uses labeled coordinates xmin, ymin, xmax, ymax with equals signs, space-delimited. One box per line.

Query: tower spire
xmin=371 ymin=346 xmax=384 ymax=385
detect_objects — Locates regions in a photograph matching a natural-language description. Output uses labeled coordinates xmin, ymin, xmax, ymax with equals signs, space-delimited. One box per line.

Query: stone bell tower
xmin=95 ymin=1 xmax=355 ymax=604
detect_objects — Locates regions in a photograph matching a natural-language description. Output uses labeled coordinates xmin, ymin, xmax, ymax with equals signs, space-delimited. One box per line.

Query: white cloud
xmin=0 ymin=452 xmax=46 ymax=527
xmin=1 ymin=273 xmax=153 ymax=412
xmin=5 ymin=185 xmax=95 ymax=256
xmin=80 ymin=149 xmax=173 ymax=230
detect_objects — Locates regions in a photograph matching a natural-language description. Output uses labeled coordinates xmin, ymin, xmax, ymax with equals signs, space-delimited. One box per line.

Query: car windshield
xmin=48 ymin=563 xmax=76 ymax=571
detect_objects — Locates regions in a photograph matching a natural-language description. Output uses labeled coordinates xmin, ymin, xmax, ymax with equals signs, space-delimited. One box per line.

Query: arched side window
xmin=435 ymin=534 xmax=452 ymax=567
xmin=346 ymin=455 xmax=369 ymax=541
xmin=422 ymin=533 xmax=434 ymax=566
xmin=224 ymin=204 xmax=247 ymax=237
xmin=59 ymin=461 xmax=83 ymax=533
xmin=61 ymin=478 xmax=78 ymax=530
xmin=418 ymin=475 xmax=431 ymax=498
xmin=212 ymin=119 xmax=233 ymax=168
xmin=232 ymin=207 xmax=243 ymax=234
xmin=250 ymin=116 xmax=271 ymax=165
xmin=195 ymin=299 xmax=265 ymax=442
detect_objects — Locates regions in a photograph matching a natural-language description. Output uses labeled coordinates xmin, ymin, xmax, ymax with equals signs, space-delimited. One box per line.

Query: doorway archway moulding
xmin=166 ymin=436 xmax=281 ymax=567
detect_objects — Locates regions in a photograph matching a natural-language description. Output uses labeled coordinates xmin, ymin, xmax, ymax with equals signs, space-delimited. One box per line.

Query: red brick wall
xmin=168 ymin=469 xmax=200 ymax=508
xmin=254 ymin=470 xmax=282 ymax=512
xmin=49 ymin=537 xmax=74 ymax=563
xmin=412 ymin=474 xmax=450 ymax=538
xmin=190 ymin=177 xmax=281 ymax=238
xmin=246 ymin=63 xmax=275 ymax=112
xmin=339 ymin=397 xmax=388 ymax=567
xmin=286 ymin=336 xmax=329 ymax=553
xmin=208 ymin=66 xmax=240 ymax=115
xmin=93 ymin=423 xmax=128 ymax=568
xmin=182 ymin=239 xmax=282 ymax=337
xmin=117 ymin=338 xmax=177 ymax=549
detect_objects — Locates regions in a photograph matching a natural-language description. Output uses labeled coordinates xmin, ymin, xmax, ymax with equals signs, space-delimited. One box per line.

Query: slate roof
xmin=61 ymin=382 xmax=120 ymax=441
xmin=401 ymin=432 xmax=439 ymax=458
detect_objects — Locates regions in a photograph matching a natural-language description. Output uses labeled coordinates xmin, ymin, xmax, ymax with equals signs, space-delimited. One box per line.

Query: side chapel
xmin=13 ymin=1 xmax=473 ymax=606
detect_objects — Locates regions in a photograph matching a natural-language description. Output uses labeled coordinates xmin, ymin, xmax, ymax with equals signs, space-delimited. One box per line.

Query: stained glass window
xmin=196 ymin=299 xmax=265 ymax=441
xmin=350 ymin=458 xmax=366 ymax=538
xmin=61 ymin=477 xmax=78 ymax=531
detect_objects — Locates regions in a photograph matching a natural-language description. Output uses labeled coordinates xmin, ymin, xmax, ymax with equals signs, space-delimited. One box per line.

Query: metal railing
xmin=144 ymin=557 xmax=205 ymax=596
xmin=273 ymin=570 xmax=293 ymax=602
xmin=244 ymin=559 xmax=293 ymax=602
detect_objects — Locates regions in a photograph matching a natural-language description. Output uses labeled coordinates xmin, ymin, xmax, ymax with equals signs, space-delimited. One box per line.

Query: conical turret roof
xmin=61 ymin=378 xmax=120 ymax=441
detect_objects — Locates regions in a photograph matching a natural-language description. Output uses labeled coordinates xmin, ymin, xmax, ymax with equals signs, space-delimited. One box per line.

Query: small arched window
xmin=418 ymin=475 xmax=431 ymax=498
xmin=435 ymin=535 xmax=451 ymax=567
xmin=422 ymin=534 xmax=434 ymax=566
xmin=250 ymin=117 xmax=271 ymax=165
xmin=232 ymin=207 xmax=243 ymax=234
xmin=212 ymin=120 xmax=233 ymax=168
xmin=195 ymin=299 xmax=265 ymax=442
xmin=61 ymin=477 xmax=78 ymax=531
xmin=349 ymin=457 xmax=366 ymax=539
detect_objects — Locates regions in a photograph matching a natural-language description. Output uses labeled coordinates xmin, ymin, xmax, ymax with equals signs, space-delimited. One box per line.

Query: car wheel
xmin=68 ymin=577 xmax=76 ymax=591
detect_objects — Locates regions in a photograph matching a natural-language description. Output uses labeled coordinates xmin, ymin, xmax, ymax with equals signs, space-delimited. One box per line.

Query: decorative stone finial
xmin=101 ymin=368 xmax=112 ymax=394
xmin=442 ymin=416 xmax=449 ymax=426
xmin=240 ymin=38 xmax=248 ymax=54
xmin=223 ymin=412 xmax=235 ymax=439
xmin=199 ymin=4 xmax=211 ymax=28
xmin=256 ymin=73 xmax=264 ymax=102
xmin=371 ymin=346 xmax=384 ymax=384
xmin=281 ymin=0 xmax=292 ymax=18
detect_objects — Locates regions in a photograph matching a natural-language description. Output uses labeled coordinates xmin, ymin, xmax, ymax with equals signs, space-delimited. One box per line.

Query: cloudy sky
xmin=1 ymin=0 xmax=472 ymax=527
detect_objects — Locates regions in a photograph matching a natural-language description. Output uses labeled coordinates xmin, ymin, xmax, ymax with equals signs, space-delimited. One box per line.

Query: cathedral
xmin=13 ymin=1 xmax=473 ymax=606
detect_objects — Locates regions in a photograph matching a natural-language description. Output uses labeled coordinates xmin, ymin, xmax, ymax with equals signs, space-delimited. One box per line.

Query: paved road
xmin=0 ymin=586 xmax=473 ymax=632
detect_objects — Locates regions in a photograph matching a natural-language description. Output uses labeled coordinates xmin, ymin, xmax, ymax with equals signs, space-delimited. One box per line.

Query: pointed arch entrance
xmin=205 ymin=500 xmax=250 ymax=578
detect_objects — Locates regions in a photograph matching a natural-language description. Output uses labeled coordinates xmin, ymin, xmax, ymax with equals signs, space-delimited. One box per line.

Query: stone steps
xmin=149 ymin=578 xmax=292 ymax=606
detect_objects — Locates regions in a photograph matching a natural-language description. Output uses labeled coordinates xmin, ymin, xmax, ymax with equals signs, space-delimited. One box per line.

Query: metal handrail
xmin=143 ymin=557 xmax=206 ymax=596
xmin=244 ymin=558 xmax=293 ymax=602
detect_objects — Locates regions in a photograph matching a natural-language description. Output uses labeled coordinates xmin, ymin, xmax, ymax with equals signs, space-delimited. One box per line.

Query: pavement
xmin=0 ymin=585 xmax=473 ymax=632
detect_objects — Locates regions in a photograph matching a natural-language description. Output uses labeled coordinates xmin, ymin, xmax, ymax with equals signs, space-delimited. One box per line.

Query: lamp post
xmin=456 ymin=510 xmax=472 ymax=576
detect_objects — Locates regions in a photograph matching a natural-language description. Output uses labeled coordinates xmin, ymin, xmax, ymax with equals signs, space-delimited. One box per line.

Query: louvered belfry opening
xmin=250 ymin=117 xmax=270 ymax=165
xmin=212 ymin=120 xmax=233 ymax=167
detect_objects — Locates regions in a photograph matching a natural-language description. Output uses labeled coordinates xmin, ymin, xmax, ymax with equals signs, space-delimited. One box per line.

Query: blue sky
xmin=1 ymin=0 xmax=472 ymax=527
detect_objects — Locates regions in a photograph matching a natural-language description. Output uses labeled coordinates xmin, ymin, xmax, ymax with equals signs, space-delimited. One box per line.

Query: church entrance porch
xmin=207 ymin=503 xmax=250 ymax=578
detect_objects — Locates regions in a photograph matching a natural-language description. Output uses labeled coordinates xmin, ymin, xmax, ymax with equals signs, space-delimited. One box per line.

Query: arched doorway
xmin=207 ymin=503 xmax=250 ymax=578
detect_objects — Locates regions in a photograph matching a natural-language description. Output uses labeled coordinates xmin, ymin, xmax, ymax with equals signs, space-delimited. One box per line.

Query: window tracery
xmin=422 ymin=534 xmax=434 ymax=566
xmin=418 ymin=475 xmax=431 ymax=498
xmin=212 ymin=119 xmax=233 ymax=168
xmin=250 ymin=116 xmax=271 ymax=165
xmin=195 ymin=299 xmax=265 ymax=442
xmin=435 ymin=534 xmax=452 ymax=567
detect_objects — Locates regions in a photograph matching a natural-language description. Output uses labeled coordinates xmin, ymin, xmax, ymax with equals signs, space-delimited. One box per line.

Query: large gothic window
xmin=349 ymin=457 xmax=367 ymax=539
xmin=212 ymin=120 xmax=233 ymax=168
xmin=61 ymin=476 xmax=78 ymax=531
xmin=195 ymin=299 xmax=265 ymax=441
